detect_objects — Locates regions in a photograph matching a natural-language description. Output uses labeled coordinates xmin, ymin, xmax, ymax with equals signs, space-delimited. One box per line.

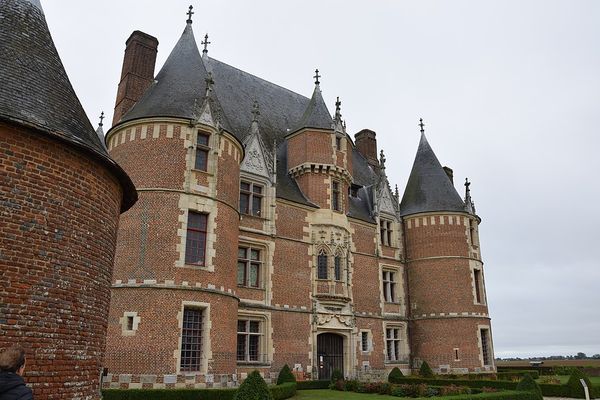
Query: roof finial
xmin=98 ymin=111 xmax=105 ymax=127
xmin=380 ymin=149 xmax=386 ymax=169
xmin=464 ymin=178 xmax=476 ymax=214
xmin=313 ymin=69 xmax=321 ymax=85
xmin=251 ymin=100 xmax=260 ymax=122
xmin=204 ymin=71 xmax=214 ymax=97
xmin=201 ymin=33 xmax=211 ymax=54
xmin=334 ymin=96 xmax=342 ymax=120
xmin=186 ymin=5 xmax=194 ymax=24
xmin=419 ymin=118 xmax=425 ymax=134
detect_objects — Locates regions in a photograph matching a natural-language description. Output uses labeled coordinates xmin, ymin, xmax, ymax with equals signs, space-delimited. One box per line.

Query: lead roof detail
xmin=400 ymin=133 xmax=466 ymax=217
xmin=0 ymin=0 xmax=136 ymax=212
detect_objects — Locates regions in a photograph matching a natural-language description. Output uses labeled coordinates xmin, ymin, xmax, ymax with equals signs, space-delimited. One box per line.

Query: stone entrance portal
xmin=317 ymin=332 xmax=344 ymax=380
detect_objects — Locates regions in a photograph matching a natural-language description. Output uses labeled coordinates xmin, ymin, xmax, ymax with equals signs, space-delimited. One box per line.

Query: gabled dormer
xmin=374 ymin=150 xmax=402 ymax=258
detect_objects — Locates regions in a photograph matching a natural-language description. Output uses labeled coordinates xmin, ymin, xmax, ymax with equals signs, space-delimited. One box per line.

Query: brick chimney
xmin=112 ymin=31 xmax=159 ymax=125
xmin=354 ymin=129 xmax=378 ymax=166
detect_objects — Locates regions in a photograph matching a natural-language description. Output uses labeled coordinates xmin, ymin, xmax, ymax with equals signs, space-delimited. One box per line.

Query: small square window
xmin=361 ymin=332 xmax=369 ymax=352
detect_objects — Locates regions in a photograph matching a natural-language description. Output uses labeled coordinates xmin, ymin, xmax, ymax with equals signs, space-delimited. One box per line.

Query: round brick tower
xmin=400 ymin=130 xmax=494 ymax=373
xmin=104 ymin=19 xmax=243 ymax=381
xmin=0 ymin=0 xmax=137 ymax=399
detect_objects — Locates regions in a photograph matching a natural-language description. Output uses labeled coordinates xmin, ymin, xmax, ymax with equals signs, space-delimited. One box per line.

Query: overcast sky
xmin=41 ymin=0 xmax=600 ymax=358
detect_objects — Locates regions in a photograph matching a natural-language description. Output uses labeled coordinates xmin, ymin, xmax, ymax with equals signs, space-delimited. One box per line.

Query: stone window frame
xmin=379 ymin=217 xmax=394 ymax=247
xmin=315 ymin=245 xmax=348 ymax=283
xmin=237 ymin=243 xmax=264 ymax=289
xmin=175 ymin=301 xmax=211 ymax=375
xmin=238 ymin=172 xmax=275 ymax=226
xmin=471 ymin=266 xmax=487 ymax=305
xmin=236 ymin=311 xmax=271 ymax=366
xmin=119 ymin=311 xmax=140 ymax=336
xmin=381 ymin=268 xmax=398 ymax=303
xmin=383 ymin=322 xmax=408 ymax=364
xmin=184 ymin=211 xmax=208 ymax=266
xmin=194 ymin=130 xmax=211 ymax=172
xmin=316 ymin=248 xmax=329 ymax=280
xmin=359 ymin=329 xmax=373 ymax=354
xmin=239 ymin=180 xmax=264 ymax=217
xmin=477 ymin=325 xmax=494 ymax=368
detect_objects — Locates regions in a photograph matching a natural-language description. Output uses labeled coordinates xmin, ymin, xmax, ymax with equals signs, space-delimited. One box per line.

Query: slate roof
xmin=291 ymin=84 xmax=334 ymax=133
xmin=400 ymin=133 xmax=465 ymax=217
xmin=0 ymin=0 xmax=136 ymax=212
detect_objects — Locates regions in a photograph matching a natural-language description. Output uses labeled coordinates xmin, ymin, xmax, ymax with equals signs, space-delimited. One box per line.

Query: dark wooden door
xmin=317 ymin=333 xmax=343 ymax=380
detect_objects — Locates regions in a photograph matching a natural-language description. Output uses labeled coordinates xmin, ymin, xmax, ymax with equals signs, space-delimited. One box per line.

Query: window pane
xmin=188 ymin=213 xmax=207 ymax=230
xmin=238 ymin=247 xmax=247 ymax=259
xmin=249 ymin=321 xmax=260 ymax=333
xmin=180 ymin=308 xmax=202 ymax=371
xmin=237 ymin=320 xmax=246 ymax=332
xmin=197 ymin=133 xmax=209 ymax=146
xmin=185 ymin=229 xmax=206 ymax=265
xmin=249 ymin=263 xmax=259 ymax=287
xmin=241 ymin=182 xmax=250 ymax=191
xmin=334 ymin=256 xmax=341 ymax=280
xmin=250 ymin=249 xmax=260 ymax=261
xmin=317 ymin=253 xmax=328 ymax=279
xmin=240 ymin=193 xmax=249 ymax=214
xmin=237 ymin=262 xmax=246 ymax=285
xmin=252 ymin=196 xmax=262 ymax=216
xmin=252 ymin=185 xmax=262 ymax=194
xmin=236 ymin=334 xmax=246 ymax=361
xmin=195 ymin=148 xmax=208 ymax=171
xmin=249 ymin=335 xmax=259 ymax=361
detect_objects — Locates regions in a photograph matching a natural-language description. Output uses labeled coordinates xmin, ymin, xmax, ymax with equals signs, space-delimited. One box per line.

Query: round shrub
xmin=419 ymin=361 xmax=434 ymax=378
xmin=234 ymin=370 xmax=274 ymax=400
xmin=516 ymin=374 xmax=543 ymax=400
xmin=276 ymin=364 xmax=296 ymax=385
xmin=388 ymin=367 xmax=404 ymax=383
xmin=567 ymin=368 xmax=593 ymax=399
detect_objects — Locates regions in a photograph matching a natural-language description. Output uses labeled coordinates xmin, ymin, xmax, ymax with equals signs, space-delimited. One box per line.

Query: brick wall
xmin=0 ymin=122 xmax=123 ymax=399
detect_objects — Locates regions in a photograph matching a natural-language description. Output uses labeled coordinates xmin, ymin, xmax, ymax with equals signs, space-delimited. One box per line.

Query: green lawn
xmin=290 ymin=389 xmax=399 ymax=400
xmin=537 ymin=375 xmax=600 ymax=385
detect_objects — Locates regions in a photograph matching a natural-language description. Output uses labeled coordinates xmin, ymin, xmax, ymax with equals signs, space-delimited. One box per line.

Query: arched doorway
xmin=317 ymin=332 xmax=344 ymax=380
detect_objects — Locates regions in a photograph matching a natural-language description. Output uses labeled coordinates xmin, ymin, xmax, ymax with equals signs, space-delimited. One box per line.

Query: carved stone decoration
xmin=379 ymin=186 xmax=396 ymax=215
xmin=316 ymin=313 xmax=354 ymax=327
xmin=198 ymin=102 xmax=215 ymax=127
xmin=241 ymin=135 xmax=270 ymax=178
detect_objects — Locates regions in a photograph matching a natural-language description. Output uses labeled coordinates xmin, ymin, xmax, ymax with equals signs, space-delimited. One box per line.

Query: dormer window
xmin=195 ymin=131 xmax=210 ymax=171
xmin=240 ymin=181 xmax=263 ymax=217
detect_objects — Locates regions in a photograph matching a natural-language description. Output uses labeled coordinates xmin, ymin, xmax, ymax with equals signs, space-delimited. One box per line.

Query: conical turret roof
xmin=292 ymin=84 xmax=333 ymax=133
xmin=120 ymin=21 xmax=232 ymax=132
xmin=400 ymin=133 xmax=465 ymax=217
xmin=0 ymin=0 xmax=136 ymax=211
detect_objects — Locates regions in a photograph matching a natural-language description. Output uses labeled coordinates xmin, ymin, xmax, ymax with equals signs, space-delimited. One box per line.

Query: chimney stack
xmin=112 ymin=31 xmax=159 ymax=125
xmin=354 ymin=129 xmax=378 ymax=166
xmin=443 ymin=166 xmax=454 ymax=184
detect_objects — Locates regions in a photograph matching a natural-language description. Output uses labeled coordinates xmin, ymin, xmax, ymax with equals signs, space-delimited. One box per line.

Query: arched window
xmin=334 ymin=255 xmax=342 ymax=281
xmin=317 ymin=250 xmax=328 ymax=280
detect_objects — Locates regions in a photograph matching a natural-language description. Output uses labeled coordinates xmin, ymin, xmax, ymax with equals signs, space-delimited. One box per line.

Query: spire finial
xmin=419 ymin=118 xmax=425 ymax=134
xmin=251 ymin=100 xmax=260 ymax=122
xmin=313 ymin=69 xmax=321 ymax=85
xmin=186 ymin=5 xmax=194 ymax=24
xmin=380 ymin=149 xmax=386 ymax=169
xmin=394 ymin=184 xmax=399 ymax=199
xmin=464 ymin=178 xmax=476 ymax=214
xmin=98 ymin=111 xmax=105 ymax=127
xmin=204 ymin=71 xmax=214 ymax=97
xmin=334 ymin=96 xmax=342 ymax=120
xmin=201 ymin=33 xmax=211 ymax=54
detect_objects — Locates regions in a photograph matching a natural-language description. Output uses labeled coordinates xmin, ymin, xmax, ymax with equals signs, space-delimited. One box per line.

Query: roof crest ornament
xmin=204 ymin=71 xmax=215 ymax=98
xmin=186 ymin=5 xmax=194 ymax=24
xmin=464 ymin=178 xmax=476 ymax=214
xmin=419 ymin=118 xmax=425 ymax=134
xmin=98 ymin=111 xmax=105 ymax=127
xmin=334 ymin=96 xmax=342 ymax=121
xmin=201 ymin=33 xmax=211 ymax=55
xmin=251 ymin=100 xmax=260 ymax=122
xmin=380 ymin=149 xmax=386 ymax=170
xmin=314 ymin=69 xmax=321 ymax=85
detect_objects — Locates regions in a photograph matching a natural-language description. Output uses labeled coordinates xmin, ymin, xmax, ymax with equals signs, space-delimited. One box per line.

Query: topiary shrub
xmin=516 ymin=374 xmax=543 ymax=400
xmin=276 ymin=364 xmax=296 ymax=385
xmin=419 ymin=361 xmax=434 ymax=378
xmin=330 ymin=369 xmax=343 ymax=383
xmin=389 ymin=367 xmax=404 ymax=383
xmin=234 ymin=370 xmax=273 ymax=400
xmin=567 ymin=369 xmax=593 ymax=399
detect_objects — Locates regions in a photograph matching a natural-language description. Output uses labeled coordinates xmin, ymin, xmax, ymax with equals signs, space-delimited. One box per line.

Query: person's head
xmin=0 ymin=346 xmax=26 ymax=376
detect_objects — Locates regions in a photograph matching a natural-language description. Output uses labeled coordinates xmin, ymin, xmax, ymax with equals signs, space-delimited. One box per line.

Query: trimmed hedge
xmin=276 ymin=365 xmax=295 ymax=385
xmin=234 ymin=370 xmax=273 ymax=400
xmin=410 ymin=390 xmax=540 ymax=400
xmin=497 ymin=370 xmax=540 ymax=380
xmin=567 ymin=369 xmax=593 ymax=399
xmin=419 ymin=361 xmax=434 ymax=378
xmin=102 ymin=388 xmax=236 ymax=400
xmin=270 ymin=383 xmax=296 ymax=400
xmin=516 ymin=375 xmax=543 ymax=400
xmin=295 ymin=380 xmax=330 ymax=390
xmin=389 ymin=367 xmax=404 ymax=384
xmin=102 ymin=382 xmax=296 ymax=400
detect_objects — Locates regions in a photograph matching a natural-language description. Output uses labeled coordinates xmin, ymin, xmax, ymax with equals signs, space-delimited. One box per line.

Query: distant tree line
xmin=496 ymin=352 xmax=600 ymax=361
